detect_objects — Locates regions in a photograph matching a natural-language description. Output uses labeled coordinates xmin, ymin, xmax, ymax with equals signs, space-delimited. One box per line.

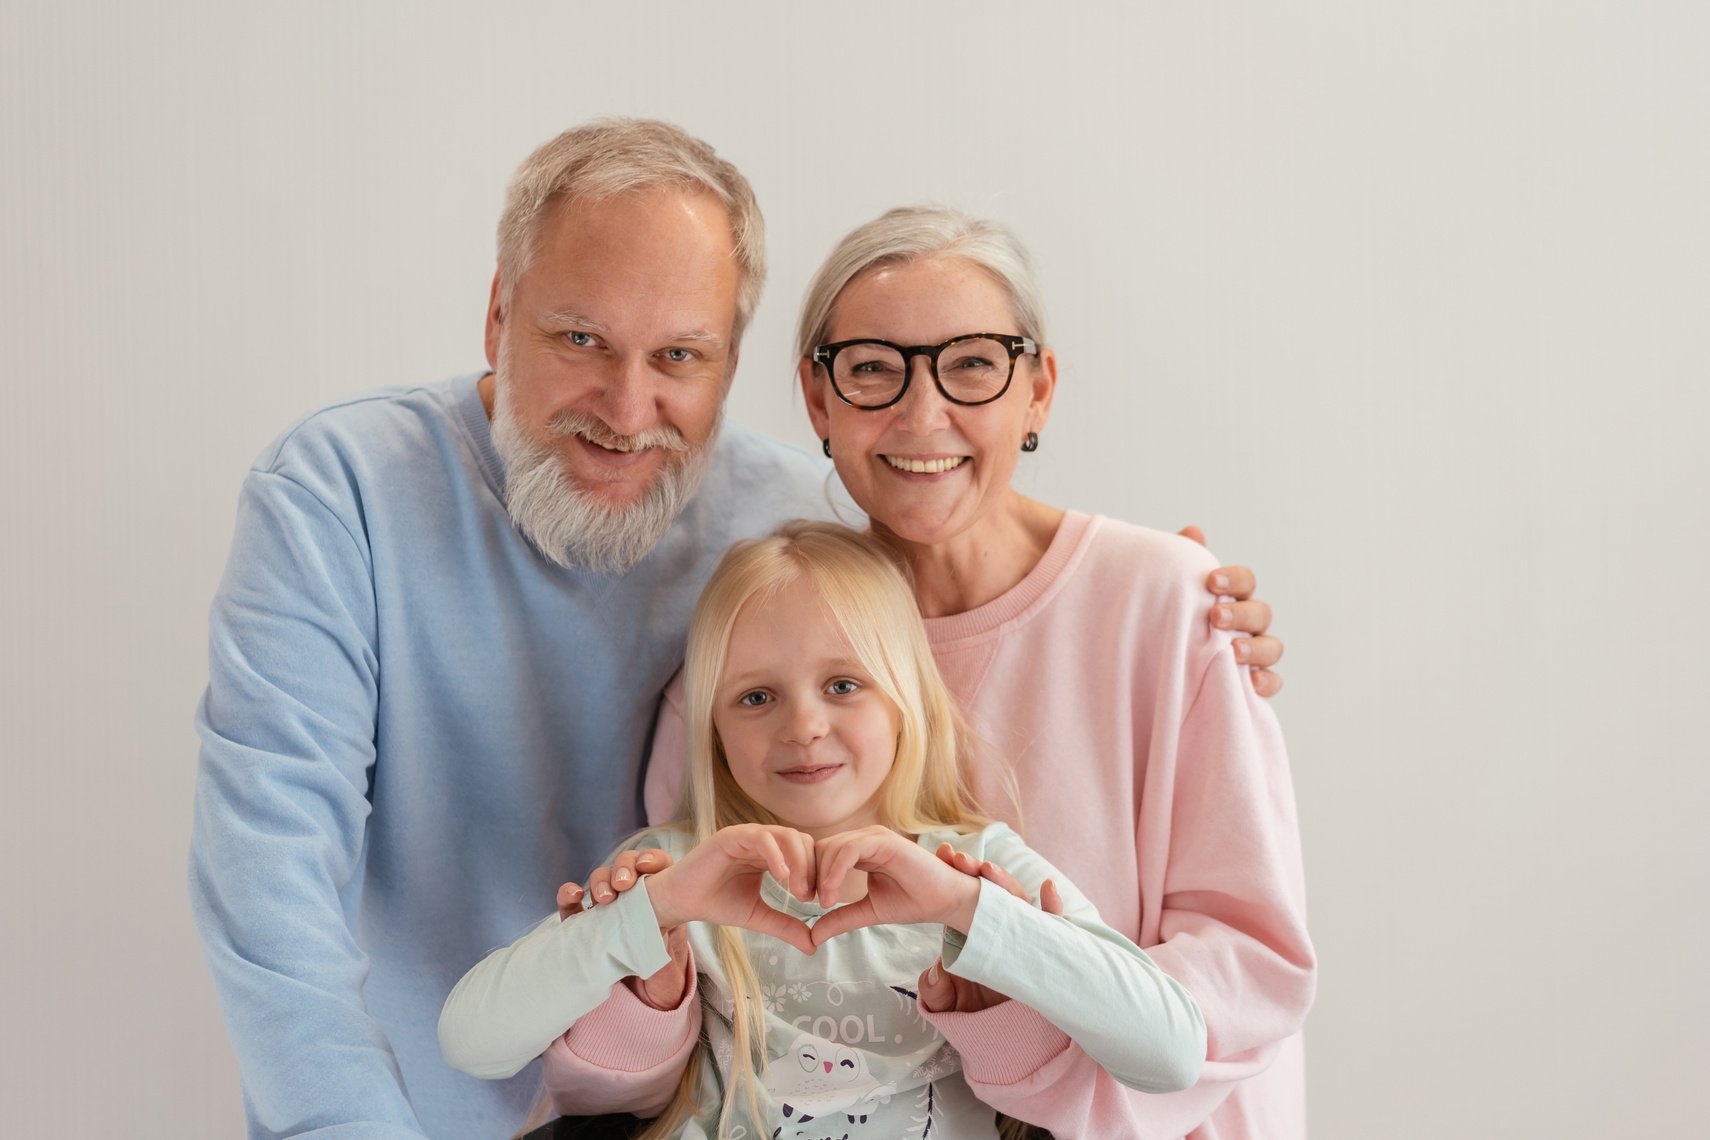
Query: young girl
xmin=438 ymin=521 xmax=1205 ymax=1138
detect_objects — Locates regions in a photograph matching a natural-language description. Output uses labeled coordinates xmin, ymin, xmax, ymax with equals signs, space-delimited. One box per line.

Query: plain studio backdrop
xmin=2 ymin=2 xmax=1705 ymax=1136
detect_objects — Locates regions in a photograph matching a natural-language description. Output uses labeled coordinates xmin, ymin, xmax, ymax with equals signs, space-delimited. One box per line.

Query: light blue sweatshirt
xmin=188 ymin=375 xmax=836 ymax=1138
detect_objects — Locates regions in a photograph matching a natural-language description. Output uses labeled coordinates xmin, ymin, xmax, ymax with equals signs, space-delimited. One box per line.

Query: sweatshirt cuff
xmin=565 ymin=967 xmax=700 ymax=1072
xmin=923 ymin=999 xmax=1071 ymax=1085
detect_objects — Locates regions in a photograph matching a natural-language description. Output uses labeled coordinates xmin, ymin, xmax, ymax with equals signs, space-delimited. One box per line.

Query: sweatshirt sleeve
xmin=1134 ymin=644 xmax=1315 ymax=1092
xmin=540 ymin=965 xmax=702 ymax=1117
xmin=438 ymin=877 xmax=678 ymax=1080
xmin=978 ymin=649 xmax=1306 ymax=1134
xmin=188 ymin=469 xmax=427 ymax=1138
xmin=921 ymin=829 xmax=1205 ymax=1110
xmin=945 ymin=635 xmax=1314 ymax=1137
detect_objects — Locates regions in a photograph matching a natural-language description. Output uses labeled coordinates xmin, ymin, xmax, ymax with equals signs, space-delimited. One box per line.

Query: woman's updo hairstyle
xmin=794 ymin=206 xmax=1049 ymax=361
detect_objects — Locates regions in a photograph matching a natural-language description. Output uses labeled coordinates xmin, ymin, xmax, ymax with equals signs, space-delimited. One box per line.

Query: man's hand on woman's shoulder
xmin=1180 ymin=525 xmax=1285 ymax=697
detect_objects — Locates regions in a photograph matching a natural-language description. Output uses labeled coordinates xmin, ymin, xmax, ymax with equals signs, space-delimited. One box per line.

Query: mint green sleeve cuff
xmin=942 ymin=876 xmax=1206 ymax=1094
xmin=438 ymin=879 xmax=673 ymax=1080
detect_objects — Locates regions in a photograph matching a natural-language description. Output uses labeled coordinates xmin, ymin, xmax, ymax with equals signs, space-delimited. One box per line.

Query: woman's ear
xmin=799 ymin=357 xmax=833 ymax=442
xmin=1026 ymin=345 xmax=1059 ymax=434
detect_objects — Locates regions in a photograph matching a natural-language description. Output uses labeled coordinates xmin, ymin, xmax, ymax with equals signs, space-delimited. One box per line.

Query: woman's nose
xmin=893 ymin=358 xmax=949 ymax=433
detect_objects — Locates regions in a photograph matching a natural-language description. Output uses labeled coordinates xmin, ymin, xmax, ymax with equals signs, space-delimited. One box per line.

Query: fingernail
xmin=613 ymin=869 xmax=632 ymax=885
xmin=1213 ymin=606 xmax=1230 ymax=628
xmin=927 ymin=965 xmax=940 ymax=985
xmin=596 ymin=886 xmax=613 ymax=902
xmin=1211 ymin=573 xmax=1229 ymax=592
xmin=1234 ymin=640 xmax=1250 ymax=662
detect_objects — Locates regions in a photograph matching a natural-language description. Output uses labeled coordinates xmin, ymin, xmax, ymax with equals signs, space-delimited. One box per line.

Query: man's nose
xmin=590 ymin=355 xmax=657 ymax=438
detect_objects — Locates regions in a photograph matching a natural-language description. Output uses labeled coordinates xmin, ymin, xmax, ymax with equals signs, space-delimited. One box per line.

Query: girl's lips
xmin=775 ymin=764 xmax=843 ymax=784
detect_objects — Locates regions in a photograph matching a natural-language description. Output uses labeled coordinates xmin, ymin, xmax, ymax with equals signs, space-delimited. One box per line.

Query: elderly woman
xmin=555 ymin=208 xmax=1312 ymax=1140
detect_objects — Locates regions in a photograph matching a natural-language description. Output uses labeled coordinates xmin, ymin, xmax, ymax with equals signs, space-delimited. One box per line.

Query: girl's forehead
xmin=723 ymin=576 xmax=855 ymax=667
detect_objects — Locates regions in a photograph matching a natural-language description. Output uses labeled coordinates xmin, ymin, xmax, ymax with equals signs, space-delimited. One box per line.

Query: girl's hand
xmin=647 ymin=824 xmax=818 ymax=955
xmin=809 ymin=827 xmax=982 ymax=947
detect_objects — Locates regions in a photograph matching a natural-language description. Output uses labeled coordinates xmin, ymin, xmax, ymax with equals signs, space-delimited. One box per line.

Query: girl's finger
xmin=1040 ymin=878 xmax=1063 ymax=916
xmin=587 ymin=866 xmax=615 ymax=905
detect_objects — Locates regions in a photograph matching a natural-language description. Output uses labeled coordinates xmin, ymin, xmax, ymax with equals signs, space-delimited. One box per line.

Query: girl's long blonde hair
xmin=645 ymin=520 xmax=992 ymax=1138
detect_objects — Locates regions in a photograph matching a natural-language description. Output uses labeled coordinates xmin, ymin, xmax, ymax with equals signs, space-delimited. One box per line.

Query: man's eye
xmin=738 ymin=691 xmax=771 ymax=707
xmin=663 ymin=347 xmax=695 ymax=364
xmin=567 ymin=331 xmax=595 ymax=347
xmin=826 ymin=679 xmax=859 ymax=696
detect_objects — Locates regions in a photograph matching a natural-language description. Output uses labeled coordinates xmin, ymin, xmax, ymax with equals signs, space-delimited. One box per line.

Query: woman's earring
xmin=1021 ymin=431 xmax=1040 ymax=453
xmin=822 ymin=438 xmax=832 ymax=458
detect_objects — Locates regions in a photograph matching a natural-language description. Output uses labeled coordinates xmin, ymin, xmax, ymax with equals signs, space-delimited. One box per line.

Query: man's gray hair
xmin=794 ymin=206 xmax=1049 ymax=361
xmin=497 ymin=118 xmax=767 ymax=340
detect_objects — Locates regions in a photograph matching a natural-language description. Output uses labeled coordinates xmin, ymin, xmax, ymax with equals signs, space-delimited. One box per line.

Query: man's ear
xmin=799 ymin=356 xmax=832 ymax=442
xmin=483 ymin=271 xmax=505 ymax=372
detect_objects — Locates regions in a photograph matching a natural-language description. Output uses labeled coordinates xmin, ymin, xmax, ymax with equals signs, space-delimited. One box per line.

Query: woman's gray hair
xmin=497 ymin=118 xmax=767 ymax=340
xmin=794 ymin=206 xmax=1048 ymax=360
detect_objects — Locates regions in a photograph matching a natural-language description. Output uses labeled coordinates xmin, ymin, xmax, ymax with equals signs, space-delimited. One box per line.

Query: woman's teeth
xmin=884 ymin=455 xmax=967 ymax=475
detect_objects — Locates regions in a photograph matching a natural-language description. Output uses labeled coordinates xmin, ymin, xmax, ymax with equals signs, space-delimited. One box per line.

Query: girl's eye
xmin=826 ymin=679 xmax=860 ymax=696
xmin=737 ymin=691 xmax=772 ymax=707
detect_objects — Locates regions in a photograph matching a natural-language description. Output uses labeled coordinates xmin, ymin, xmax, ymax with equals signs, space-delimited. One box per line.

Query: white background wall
xmin=3 ymin=2 xmax=1705 ymax=1135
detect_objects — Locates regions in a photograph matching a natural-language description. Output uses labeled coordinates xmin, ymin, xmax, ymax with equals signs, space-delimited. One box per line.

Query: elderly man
xmin=189 ymin=119 xmax=1282 ymax=1139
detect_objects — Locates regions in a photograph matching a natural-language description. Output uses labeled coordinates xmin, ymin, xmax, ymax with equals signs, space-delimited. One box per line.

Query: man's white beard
xmin=489 ymin=370 xmax=720 ymax=575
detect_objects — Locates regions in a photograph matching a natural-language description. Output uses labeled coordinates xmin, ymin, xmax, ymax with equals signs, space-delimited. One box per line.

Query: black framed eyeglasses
xmin=811 ymin=333 xmax=1039 ymax=410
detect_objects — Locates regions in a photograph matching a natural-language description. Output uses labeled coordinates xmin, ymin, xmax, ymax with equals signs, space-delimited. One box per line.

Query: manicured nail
xmin=1211 ymin=573 xmax=1229 ymax=592
xmin=1213 ymin=606 xmax=1231 ymax=628
xmin=613 ymin=869 xmax=632 ymax=886
xmin=1234 ymin=640 xmax=1250 ymax=662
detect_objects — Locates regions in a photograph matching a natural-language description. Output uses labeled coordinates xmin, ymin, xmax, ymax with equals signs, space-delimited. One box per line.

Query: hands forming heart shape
xmin=627 ymin=824 xmax=985 ymax=957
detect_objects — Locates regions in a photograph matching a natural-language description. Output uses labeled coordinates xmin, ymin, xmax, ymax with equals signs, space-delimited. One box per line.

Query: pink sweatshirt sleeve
xmin=541 ymin=960 xmax=702 ymax=1118
xmin=928 ymin=608 xmax=1314 ymax=1137
xmin=929 ymin=1000 xmax=1230 ymax=1136
xmin=977 ymin=647 xmax=1310 ymax=1137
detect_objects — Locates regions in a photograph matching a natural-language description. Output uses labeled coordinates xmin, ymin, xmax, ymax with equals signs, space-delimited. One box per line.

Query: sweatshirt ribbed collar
xmin=922 ymin=510 xmax=1096 ymax=649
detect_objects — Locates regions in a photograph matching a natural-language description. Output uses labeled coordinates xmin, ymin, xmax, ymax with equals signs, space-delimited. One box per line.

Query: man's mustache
xmin=545 ymin=409 xmax=690 ymax=454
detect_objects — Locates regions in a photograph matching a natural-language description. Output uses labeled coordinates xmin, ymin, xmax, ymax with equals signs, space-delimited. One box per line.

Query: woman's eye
xmin=738 ymin=691 xmax=771 ymax=707
xmin=826 ymin=679 xmax=860 ymax=696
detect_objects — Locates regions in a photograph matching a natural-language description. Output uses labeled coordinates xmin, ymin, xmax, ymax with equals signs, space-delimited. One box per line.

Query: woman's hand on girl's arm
xmin=625 ymin=923 xmax=693 ymax=1010
xmin=932 ymin=843 xmax=1064 ymax=916
xmin=1178 ymin=525 xmax=1285 ymax=697
xmin=647 ymin=824 xmax=818 ymax=955
xmin=809 ymin=827 xmax=983 ymax=945
xmin=558 ymin=847 xmax=675 ymax=916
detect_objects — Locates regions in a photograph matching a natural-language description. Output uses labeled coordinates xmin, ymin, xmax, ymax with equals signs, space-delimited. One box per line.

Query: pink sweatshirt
xmin=565 ymin=511 xmax=1313 ymax=1138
